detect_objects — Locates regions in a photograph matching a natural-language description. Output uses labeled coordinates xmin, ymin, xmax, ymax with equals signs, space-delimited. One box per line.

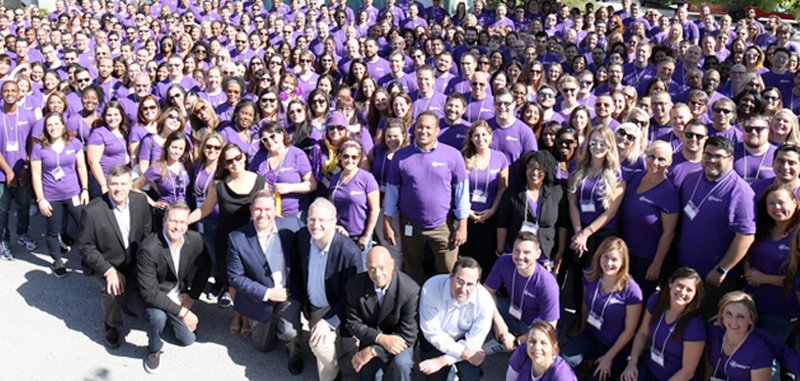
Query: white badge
xmin=520 ymin=221 xmax=539 ymax=235
xmin=471 ymin=189 xmax=487 ymax=203
xmin=196 ymin=195 xmax=205 ymax=207
xmin=6 ymin=140 xmax=19 ymax=152
xmin=71 ymin=195 xmax=80 ymax=207
xmin=650 ymin=350 xmax=665 ymax=367
xmin=580 ymin=200 xmax=596 ymax=213
xmin=124 ymin=153 xmax=131 ymax=164
xmin=683 ymin=201 xmax=699 ymax=221
xmin=508 ymin=304 xmax=523 ymax=320
xmin=321 ymin=177 xmax=331 ymax=189
xmin=51 ymin=166 xmax=65 ymax=181
xmin=404 ymin=224 xmax=413 ymax=237
xmin=587 ymin=311 xmax=603 ymax=330
xmin=710 ymin=377 xmax=725 ymax=381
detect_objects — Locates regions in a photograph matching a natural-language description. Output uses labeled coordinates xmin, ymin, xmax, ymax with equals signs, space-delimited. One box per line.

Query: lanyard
xmin=194 ymin=164 xmax=214 ymax=197
xmin=267 ymin=150 xmax=288 ymax=188
xmin=3 ymin=112 xmax=19 ymax=146
xmin=167 ymin=165 xmax=186 ymax=200
xmin=687 ymin=171 xmax=731 ymax=211
xmin=742 ymin=148 xmax=769 ymax=182
xmin=470 ymin=155 xmax=492 ymax=195
xmin=651 ymin=314 xmax=675 ymax=355
xmin=589 ymin=281 xmax=615 ymax=320
xmin=524 ymin=189 xmax=541 ymax=223
xmin=511 ymin=266 xmax=535 ymax=311
xmin=712 ymin=331 xmax=750 ymax=380
xmin=579 ymin=174 xmax=601 ymax=207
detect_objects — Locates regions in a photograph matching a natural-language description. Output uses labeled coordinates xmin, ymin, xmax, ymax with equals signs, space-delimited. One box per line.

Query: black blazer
xmin=345 ymin=270 xmax=420 ymax=349
xmin=137 ymin=230 xmax=211 ymax=316
xmin=79 ymin=192 xmax=153 ymax=276
xmin=227 ymin=218 xmax=301 ymax=322
xmin=296 ymin=228 xmax=361 ymax=328
xmin=495 ymin=183 xmax=568 ymax=258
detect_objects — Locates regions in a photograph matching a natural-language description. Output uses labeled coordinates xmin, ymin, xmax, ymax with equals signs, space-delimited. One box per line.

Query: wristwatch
xmin=715 ymin=265 xmax=728 ymax=277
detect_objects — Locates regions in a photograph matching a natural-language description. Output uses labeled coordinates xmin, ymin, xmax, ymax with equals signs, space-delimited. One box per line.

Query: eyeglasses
xmin=143 ymin=105 xmax=158 ymax=111
xmin=167 ymin=113 xmax=180 ymax=120
xmin=684 ymin=131 xmax=706 ymax=140
xmin=328 ymin=125 xmax=346 ymax=131
xmin=589 ymin=139 xmax=609 ymax=149
xmin=743 ymin=126 xmax=767 ymax=134
xmin=538 ymin=92 xmax=556 ymax=99
xmin=763 ymin=95 xmax=780 ymax=102
xmin=556 ymin=139 xmax=575 ymax=146
xmin=260 ymin=97 xmax=278 ymax=103
xmin=616 ymin=130 xmax=636 ymax=142
xmin=340 ymin=154 xmax=360 ymax=160
xmin=713 ymin=108 xmax=733 ymax=114
xmin=225 ymin=153 xmax=244 ymax=165
xmin=495 ymin=100 xmax=514 ymax=108
xmin=204 ymin=144 xmax=222 ymax=151
xmin=646 ymin=154 xmax=669 ymax=164
xmin=77 ymin=78 xmax=91 ymax=83
xmin=703 ymin=152 xmax=730 ymax=161
xmin=526 ymin=165 xmax=545 ymax=173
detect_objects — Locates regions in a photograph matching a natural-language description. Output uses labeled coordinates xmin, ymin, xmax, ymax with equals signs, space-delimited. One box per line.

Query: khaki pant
xmin=399 ymin=215 xmax=458 ymax=285
xmin=309 ymin=307 xmax=357 ymax=381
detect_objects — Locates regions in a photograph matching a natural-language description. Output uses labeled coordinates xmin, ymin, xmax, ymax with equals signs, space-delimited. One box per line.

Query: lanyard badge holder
xmin=586 ymin=284 xmax=613 ymax=330
xmin=509 ymin=269 xmax=534 ymax=322
xmin=650 ymin=315 xmax=673 ymax=367
xmin=579 ymin=176 xmax=599 ymax=213
xmin=522 ymin=192 xmax=540 ymax=235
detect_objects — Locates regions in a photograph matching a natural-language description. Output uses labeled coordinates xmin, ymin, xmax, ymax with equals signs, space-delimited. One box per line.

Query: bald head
xmin=366 ymin=246 xmax=394 ymax=289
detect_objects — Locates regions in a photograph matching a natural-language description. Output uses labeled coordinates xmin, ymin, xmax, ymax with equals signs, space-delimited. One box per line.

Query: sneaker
xmin=53 ymin=261 xmax=68 ymax=278
xmin=482 ymin=338 xmax=512 ymax=355
xmin=59 ymin=239 xmax=71 ymax=254
xmin=218 ymin=291 xmax=233 ymax=309
xmin=17 ymin=235 xmax=37 ymax=251
xmin=1 ymin=242 xmax=12 ymax=260
xmin=143 ymin=351 xmax=162 ymax=374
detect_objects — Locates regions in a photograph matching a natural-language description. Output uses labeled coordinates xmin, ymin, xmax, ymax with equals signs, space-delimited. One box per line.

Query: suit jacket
xmin=227 ymin=218 xmax=301 ymax=322
xmin=495 ymin=183 xmax=568 ymax=259
xmin=345 ymin=270 xmax=420 ymax=349
xmin=296 ymin=228 xmax=361 ymax=329
xmin=79 ymin=192 xmax=153 ymax=276
xmin=137 ymin=230 xmax=211 ymax=316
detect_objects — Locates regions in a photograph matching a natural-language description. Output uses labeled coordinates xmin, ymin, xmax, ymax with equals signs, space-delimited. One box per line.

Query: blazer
xmin=345 ymin=270 xmax=420 ymax=349
xmin=79 ymin=192 xmax=153 ymax=276
xmin=495 ymin=183 xmax=568 ymax=259
xmin=296 ymin=228 xmax=361 ymax=329
xmin=137 ymin=230 xmax=211 ymax=316
xmin=227 ymin=218 xmax=301 ymax=322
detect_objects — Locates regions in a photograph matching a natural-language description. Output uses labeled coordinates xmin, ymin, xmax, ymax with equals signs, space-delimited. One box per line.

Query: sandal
xmin=241 ymin=318 xmax=251 ymax=337
xmin=229 ymin=315 xmax=242 ymax=335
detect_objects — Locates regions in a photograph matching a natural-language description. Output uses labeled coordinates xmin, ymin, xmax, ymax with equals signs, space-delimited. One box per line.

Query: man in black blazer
xmin=346 ymin=246 xmax=419 ymax=381
xmin=227 ymin=190 xmax=304 ymax=375
xmin=137 ymin=202 xmax=211 ymax=374
xmin=79 ymin=165 xmax=152 ymax=349
xmin=297 ymin=198 xmax=361 ymax=381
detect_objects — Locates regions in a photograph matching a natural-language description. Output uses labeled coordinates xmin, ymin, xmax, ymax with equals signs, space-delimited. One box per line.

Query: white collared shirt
xmin=163 ymin=231 xmax=185 ymax=305
xmin=110 ymin=195 xmax=131 ymax=249
xmin=256 ymin=222 xmax=287 ymax=289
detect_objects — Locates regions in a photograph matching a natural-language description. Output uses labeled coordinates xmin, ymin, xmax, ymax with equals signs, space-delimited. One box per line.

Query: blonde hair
xmin=616 ymin=122 xmax=643 ymax=164
xmin=770 ymin=109 xmax=800 ymax=145
xmin=717 ymin=291 xmax=758 ymax=332
xmin=568 ymin=126 xmax=621 ymax=209
xmin=584 ymin=236 xmax=631 ymax=291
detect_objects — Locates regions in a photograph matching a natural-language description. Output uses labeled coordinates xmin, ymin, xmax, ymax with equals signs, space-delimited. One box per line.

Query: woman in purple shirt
xmin=31 ymin=113 xmax=90 ymax=277
xmin=138 ymin=107 xmax=186 ymax=175
xmin=506 ymin=321 xmax=577 ymax=381
xmin=133 ymin=131 xmax=191 ymax=227
xmin=369 ymin=118 xmax=408 ymax=268
xmin=615 ymin=122 xmax=645 ymax=182
xmin=191 ymin=132 xmax=223 ymax=294
xmin=296 ymin=50 xmax=320 ymax=97
xmin=66 ymin=84 xmax=102 ymax=145
xmin=622 ymin=267 xmax=706 ymax=381
xmin=86 ymin=100 xmax=131 ymax=198
xmin=743 ymin=184 xmax=800 ymax=342
xmin=704 ymin=291 xmax=772 ymax=381
xmin=219 ymin=99 xmax=261 ymax=160
xmin=328 ymin=139 xmax=379 ymax=268
xmin=128 ymin=95 xmax=160 ymax=169
xmin=561 ymin=237 xmax=642 ymax=381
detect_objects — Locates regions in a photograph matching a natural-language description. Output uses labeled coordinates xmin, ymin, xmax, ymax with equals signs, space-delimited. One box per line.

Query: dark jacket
xmin=496 ymin=183 xmax=568 ymax=258
xmin=345 ymin=270 xmax=420 ymax=348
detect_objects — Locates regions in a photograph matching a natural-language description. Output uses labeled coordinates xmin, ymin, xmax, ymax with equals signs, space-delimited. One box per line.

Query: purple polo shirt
xmin=583 ymin=277 xmax=643 ymax=347
xmin=30 ymin=138 xmax=83 ymax=201
xmin=733 ymin=144 xmax=776 ymax=185
xmin=220 ymin=125 xmax=260 ymax=159
xmin=575 ymin=172 xmax=623 ymax=230
xmin=485 ymin=255 xmax=560 ymax=324
xmin=668 ymin=151 xmax=703 ymax=189
xmin=329 ymin=169 xmax=379 ymax=237
xmin=88 ymin=126 xmax=130 ymax=178
xmin=65 ymin=114 xmax=94 ymax=145
xmin=463 ymin=95 xmax=495 ymax=124
xmin=744 ymin=235 xmax=799 ymax=317
xmin=678 ymin=170 xmax=756 ymax=277
xmin=621 ymin=173 xmax=680 ymax=260
xmin=508 ymin=349 xmax=577 ymax=381
xmin=0 ymin=109 xmax=36 ymax=181
xmin=644 ymin=293 xmax=706 ymax=380
xmin=386 ymin=142 xmax=467 ymax=228
xmin=488 ymin=118 xmax=537 ymax=166
xmin=249 ymin=146 xmax=312 ymax=217
xmin=706 ymin=324 xmax=773 ymax=381
xmin=411 ymin=91 xmax=446 ymax=120
xmin=365 ymin=57 xmax=391 ymax=80
xmin=468 ymin=150 xmax=509 ymax=212
xmin=144 ymin=164 xmax=190 ymax=205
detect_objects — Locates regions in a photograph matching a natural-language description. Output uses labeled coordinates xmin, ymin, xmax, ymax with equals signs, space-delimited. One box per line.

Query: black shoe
xmin=53 ymin=263 xmax=67 ymax=278
xmin=61 ymin=233 xmax=75 ymax=246
xmin=59 ymin=239 xmax=70 ymax=254
xmin=104 ymin=325 xmax=121 ymax=349
xmin=144 ymin=351 xmax=162 ymax=374
xmin=288 ymin=354 xmax=304 ymax=375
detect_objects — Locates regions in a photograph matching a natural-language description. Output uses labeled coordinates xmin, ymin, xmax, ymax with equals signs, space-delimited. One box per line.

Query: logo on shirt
xmin=708 ymin=196 xmax=724 ymax=203
xmin=278 ymin=167 xmax=293 ymax=173
xmin=779 ymin=244 xmax=790 ymax=251
xmin=432 ymin=161 xmax=447 ymax=168
xmin=607 ymin=297 xmax=624 ymax=305
xmin=490 ymin=169 xmax=501 ymax=175
xmin=66 ymin=149 xmax=76 ymax=155
xmin=505 ymin=136 xmax=519 ymax=142
xmin=350 ymin=191 xmax=364 ymax=196
xmin=638 ymin=195 xmax=655 ymax=205
xmin=728 ymin=360 xmax=750 ymax=370
xmin=523 ymin=289 xmax=536 ymax=298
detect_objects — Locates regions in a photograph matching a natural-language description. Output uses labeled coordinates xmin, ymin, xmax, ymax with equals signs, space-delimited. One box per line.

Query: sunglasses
xmin=260 ymin=97 xmax=278 ymax=103
xmin=538 ymin=92 xmax=556 ymax=99
xmin=340 ymin=154 xmax=360 ymax=160
xmin=713 ymin=108 xmax=733 ymax=114
xmin=142 ymin=105 xmax=158 ymax=111
xmin=616 ymin=130 xmax=636 ymax=141
xmin=225 ymin=153 xmax=244 ymax=165
xmin=204 ymin=144 xmax=222 ymax=151
xmin=684 ymin=131 xmax=706 ymax=140
xmin=556 ymin=139 xmax=575 ymax=146
xmin=77 ymin=78 xmax=91 ymax=83
xmin=589 ymin=139 xmax=609 ymax=149
xmin=328 ymin=125 xmax=346 ymax=131
xmin=743 ymin=126 xmax=767 ymax=134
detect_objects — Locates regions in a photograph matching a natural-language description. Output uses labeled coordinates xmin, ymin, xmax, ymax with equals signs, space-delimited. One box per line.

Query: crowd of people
xmin=3 ymin=0 xmax=800 ymax=379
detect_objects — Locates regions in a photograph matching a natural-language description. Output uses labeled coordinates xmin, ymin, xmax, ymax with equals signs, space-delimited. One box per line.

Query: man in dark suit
xmin=227 ymin=190 xmax=304 ymax=375
xmin=137 ymin=202 xmax=211 ymax=374
xmin=297 ymin=197 xmax=361 ymax=381
xmin=79 ymin=165 xmax=152 ymax=349
xmin=346 ymin=246 xmax=419 ymax=381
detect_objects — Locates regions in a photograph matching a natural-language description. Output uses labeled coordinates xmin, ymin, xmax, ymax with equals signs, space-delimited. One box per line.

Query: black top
xmin=216 ymin=174 xmax=266 ymax=234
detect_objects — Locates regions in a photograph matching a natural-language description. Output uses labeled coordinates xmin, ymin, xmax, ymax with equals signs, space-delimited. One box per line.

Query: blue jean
xmin=197 ymin=218 xmax=218 ymax=279
xmin=496 ymin=296 xmax=531 ymax=336
xmin=358 ymin=346 xmax=414 ymax=381
xmin=758 ymin=313 xmax=798 ymax=381
xmin=420 ymin=337 xmax=482 ymax=381
xmin=144 ymin=307 xmax=196 ymax=353
xmin=561 ymin=329 xmax=630 ymax=381
xmin=44 ymin=198 xmax=82 ymax=262
xmin=0 ymin=182 xmax=32 ymax=243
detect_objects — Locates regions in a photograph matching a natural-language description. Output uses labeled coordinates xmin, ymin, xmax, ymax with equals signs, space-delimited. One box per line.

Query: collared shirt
xmin=163 ymin=230 xmax=185 ymax=305
xmin=110 ymin=195 xmax=131 ymax=249
xmin=256 ymin=222 xmax=287 ymax=301
xmin=308 ymin=234 xmax=333 ymax=310
xmin=419 ymin=274 xmax=494 ymax=365
xmin=374 ymin=276 xmax=392 ymax=306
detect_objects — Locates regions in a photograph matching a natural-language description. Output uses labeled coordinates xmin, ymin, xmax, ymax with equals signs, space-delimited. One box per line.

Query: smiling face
xmin=166 ymin=138 xmax=186 ymax=163
xmin=526 ymin=328 xmax=555 ymax=365
xmin=721 ymin=302 xmax=753 ymax=335
xmin=163 ymin=207 xmax=189 ymax=243
xmin=766 ymin=188 xmax=797 ymax=223
xmin=449 ymin=266 xmax=480 ymax=302
xmin=512 ymin=238 xmax=540 ymax=273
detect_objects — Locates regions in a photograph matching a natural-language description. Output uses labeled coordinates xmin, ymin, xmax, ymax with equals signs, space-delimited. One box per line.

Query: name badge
xmin=650 ymin=349 xmax=665 ymax=367
xmin=71 ymin=195 xmax=80 ymax=207
xmin=580 ymin=200 xmax=596 ymax=213
xmin=683 ymin=201 xmax=699 ymax=220
xmin=6 ymin=141 xmax=19 ymax=152
xmin=710 ymin=377 xmax=725 ymax=381
xmin=508 ymin=304 xmax=523 ymax=320
xmin=51 ymin=166 xmax=65 ymax=181
xmin=471 ymin=189 xmax=487 ymax=203
xmin=196 ymin=195 xmax=205 ymax=207
xmin=520 ymin=221 xmax=538 ymax=235
xmin=587 ymin=311 xmax=603 ymax=330
xmin=404 ymin=224 xmax=413 ymax=237
xmin=321 ymin=177 xmax=331 ymax=189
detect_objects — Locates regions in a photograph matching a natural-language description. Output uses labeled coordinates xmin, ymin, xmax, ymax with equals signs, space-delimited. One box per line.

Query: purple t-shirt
xmin=220 ymin=125 xmax=260 ymax=160
xmin=191 ymin=163 xmax=219 ymax=219
xmin=485 ymin=255 xmax=560 ymax=324
xmin=30 ymin=138 xmax=83 ymax=201
xmin=438 ymin=120 xmax=470 ymax=151
xmin=463 ymin=96 xmax=495 ymax=124
xmin=87 ymin=126 xmax=130 ymax=179
xmin=0 ymin=109 xmax=35 ymax=181
xmin=582 ymin=277 xmax=643 ymax=347
xmin=65 ymin=114 xmax=94 ymax=145
xmin=744 ymin=235 xmax=799 ymax=317
xmin=249 ymin=146 xmax=312 ymax=217
xmin=668 ymin=151 xmax=703 ymax=189
xmin=488 ymin=118 xmax=538 ymax=167
xmin=137 ymin=134 xmax=163 ymax=164
xmin=365 ymin=57 xmax=391 ymax=80
xmin=508 ymin=348 xmax=577 ymax=381
xmin=143 ymin=164 xmax=190 ymax=205
xmin=706 ymin=324 xmax=773 ymax=381
xmin=574 ymin=171 xmax=623 ymax=229
xmin=129 ymin=124 xmax=155 ymax=144
xmin=329 ymin=169 xmax=379 ymax=237
xmin=678 ymin=171 xmax=756 ymax=277
xmin=386 ymin=143 xmax=467 ymax=228
xmin=733 ymin=144 xmax=776 ymax=185
xmin=467 ymin=150 xmax=509 ymax=212
xmin=644 ymin=293 xmax=707 ymax=381
xmin=411 ymin=91 xmax=447 ymax=120
xmin=620 ymin=173 xmax=680 ymax=260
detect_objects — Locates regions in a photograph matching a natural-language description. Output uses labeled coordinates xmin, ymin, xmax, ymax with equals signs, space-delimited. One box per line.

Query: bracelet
xmin=179 ymin=309 xmax=188 ymax=318
xmin=81 ymin=188 xmax=88 ymax=191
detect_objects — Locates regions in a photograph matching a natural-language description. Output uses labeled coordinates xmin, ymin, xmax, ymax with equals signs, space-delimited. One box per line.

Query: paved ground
xmin=0 ymin=210 xmax=515 ymax=381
